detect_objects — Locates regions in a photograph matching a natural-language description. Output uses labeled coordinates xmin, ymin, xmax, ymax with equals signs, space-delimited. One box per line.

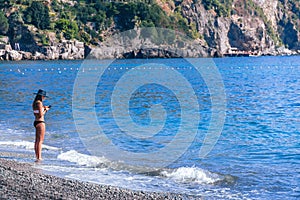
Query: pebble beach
xmin=0 ymin=158 xmax=193 ymax=200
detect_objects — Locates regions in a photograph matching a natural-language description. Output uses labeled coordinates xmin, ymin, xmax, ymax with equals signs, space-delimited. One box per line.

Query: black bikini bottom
xmin=34 ymin=121 xmax=45 ymax=127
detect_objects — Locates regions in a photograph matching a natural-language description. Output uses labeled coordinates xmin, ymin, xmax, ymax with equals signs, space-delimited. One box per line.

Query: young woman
xmin=32 ymin=89 xmax=51 ymax=162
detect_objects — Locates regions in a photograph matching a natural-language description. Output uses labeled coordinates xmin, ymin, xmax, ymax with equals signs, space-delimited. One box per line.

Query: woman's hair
xmin=32 ymin=95 xmax=43 ymax=108
xmin=34 ymin=94 xmax=43 ymax=102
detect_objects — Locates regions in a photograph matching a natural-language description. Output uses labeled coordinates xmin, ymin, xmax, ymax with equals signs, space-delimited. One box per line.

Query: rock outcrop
xmin=88 ymin=28 xmax=213 ymax=59
xmin=0 ymin=36 xmax=85 ymax=61
xmin=179 ymin=0 xmax=299 ymax=56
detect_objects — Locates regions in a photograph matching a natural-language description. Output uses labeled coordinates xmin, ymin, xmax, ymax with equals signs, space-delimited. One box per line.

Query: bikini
xmin=34 ymin=121 xmax=45 ymax=127
xmin=33 ymin=110 xmax=45 ymax=127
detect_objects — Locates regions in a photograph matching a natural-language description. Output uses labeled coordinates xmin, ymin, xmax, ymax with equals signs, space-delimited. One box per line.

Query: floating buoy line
xmin=7 ymin=64 xmax=298 ymax=75
xmin=8 ymin=66 xmax=199 ymax=75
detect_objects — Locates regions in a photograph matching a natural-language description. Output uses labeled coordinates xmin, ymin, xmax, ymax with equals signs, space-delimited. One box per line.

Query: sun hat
xmin=34 ymin=89 xmax=48 ymax=97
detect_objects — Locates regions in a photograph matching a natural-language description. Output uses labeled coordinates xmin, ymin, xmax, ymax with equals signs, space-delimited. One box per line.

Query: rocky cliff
xmin=178 ymin=0 xmax=299 ymax=56
xmin=0 ymin=37 xmax=85 ymax=61
xmin=90 ymin=0 xmax=299 ymax=59
xmin=0 ymin=0 xmax=299 ymax=60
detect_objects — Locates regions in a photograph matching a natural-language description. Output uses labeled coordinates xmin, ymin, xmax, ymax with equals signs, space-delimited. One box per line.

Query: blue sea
xmin=0 ymin=56 xmax=299 ymax=199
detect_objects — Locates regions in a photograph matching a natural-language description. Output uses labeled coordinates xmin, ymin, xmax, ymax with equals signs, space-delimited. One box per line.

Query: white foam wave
xmin=0 ymin=140 xmax=61 ymax=151
xmin=57 ymin=150 xmax=109 ymax=168
xmin=161 ymin=166 xmax=221 ymax=184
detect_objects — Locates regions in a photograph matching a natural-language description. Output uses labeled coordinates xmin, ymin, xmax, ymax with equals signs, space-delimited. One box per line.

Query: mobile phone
xmin=48 ymin=105 xmax=52 ymax=108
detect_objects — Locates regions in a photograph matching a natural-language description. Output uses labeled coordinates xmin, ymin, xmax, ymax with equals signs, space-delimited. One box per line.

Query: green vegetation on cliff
xmin=0 ymin=0 xmax=299 ymax=52
xmin=0 ymin=0 xmax=192 ymax=46
xmin=201 ymin=0 xmax=232 ymax=17
xmin=23 ymin=1 xmax=50 ymax=29
xmin=0 ymin=10 xmax=9 ymax=35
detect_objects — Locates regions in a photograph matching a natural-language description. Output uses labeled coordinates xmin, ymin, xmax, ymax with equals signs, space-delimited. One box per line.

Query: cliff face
xmin=179 ymin=0 xmax=299 ymax=56
xmin=88 ymin=27 xmax=212 ymax=59
xmin=0 ymin=36 xmax=85 ymax=61
xmin=0 ymin=0 xmax=299 ymax=60
xmin=84 ymin=0 xmax=300 ymax=59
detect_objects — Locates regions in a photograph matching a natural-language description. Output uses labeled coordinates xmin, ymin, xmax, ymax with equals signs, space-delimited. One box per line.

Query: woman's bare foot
xmin=34 ymin=158 xmax=43 ymax=163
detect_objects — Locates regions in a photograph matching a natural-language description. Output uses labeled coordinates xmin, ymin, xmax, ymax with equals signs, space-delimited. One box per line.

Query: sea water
xmin=0 ymin=56 xmax=299 ymax=199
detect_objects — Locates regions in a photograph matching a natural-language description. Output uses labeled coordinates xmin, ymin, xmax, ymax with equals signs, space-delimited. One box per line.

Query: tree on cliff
xmin=0 ymin=10 xmax=9 ymax=35
xmin=0 ymin=0 xmax=12 ymax=9
xmin=24 ymin=1 xmax=50 ymax=30
xmin=55 ymin=19 xmax=79 ymax=40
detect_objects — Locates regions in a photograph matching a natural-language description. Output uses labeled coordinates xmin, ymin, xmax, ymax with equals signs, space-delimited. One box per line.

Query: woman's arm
xmin=36 ymin=101 xmax=47 ymax=118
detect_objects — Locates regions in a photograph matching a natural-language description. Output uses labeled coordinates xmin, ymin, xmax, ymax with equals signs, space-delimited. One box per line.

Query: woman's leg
xmin=35 ymin=123 xmax=45 ymax=161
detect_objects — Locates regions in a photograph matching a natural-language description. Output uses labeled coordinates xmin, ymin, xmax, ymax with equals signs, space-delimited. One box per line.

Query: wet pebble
xmin=0 ymin=158 xmax=195 ymax=200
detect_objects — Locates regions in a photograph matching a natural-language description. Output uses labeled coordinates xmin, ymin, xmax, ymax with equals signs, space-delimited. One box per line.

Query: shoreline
xmin=1 ymin=42 xmax=299 ymax=61
xmin=1 ymin=52 xmax=300 ymax=63
xmin=0 ymin=157 xmax=193 ymax=199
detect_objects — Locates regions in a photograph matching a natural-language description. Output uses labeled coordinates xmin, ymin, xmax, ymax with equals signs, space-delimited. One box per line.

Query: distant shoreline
xmin=1 ymin=38 xmax=299 ymax=61
xmin=1 ymin=50 xmax=299 ymax=61
xmin=0 ymin=157 xmax=190 ymax=199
